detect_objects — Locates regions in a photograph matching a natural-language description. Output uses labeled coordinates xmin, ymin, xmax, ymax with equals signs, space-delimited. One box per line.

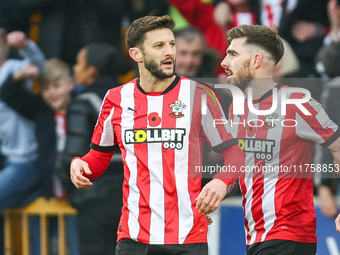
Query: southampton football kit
xmin=228 ymin=84 xmax=340 ymax=245
xmin=80 ymin=75 xmax=244 ymax=245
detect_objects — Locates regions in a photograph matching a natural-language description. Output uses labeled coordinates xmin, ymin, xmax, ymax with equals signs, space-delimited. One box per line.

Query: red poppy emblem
xmin=148 ymin=112 xmax=161 ymax=127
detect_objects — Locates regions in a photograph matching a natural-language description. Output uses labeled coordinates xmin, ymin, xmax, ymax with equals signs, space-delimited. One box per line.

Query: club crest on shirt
xmin=169 ymin=100 xmax=186 ymax=118
xmin=263 ymin=112 xmax=279 ymax=129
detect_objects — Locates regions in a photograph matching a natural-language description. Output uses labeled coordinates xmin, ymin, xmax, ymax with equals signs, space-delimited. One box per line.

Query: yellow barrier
xmin=3 ymin=197 xmax=77 ymax=255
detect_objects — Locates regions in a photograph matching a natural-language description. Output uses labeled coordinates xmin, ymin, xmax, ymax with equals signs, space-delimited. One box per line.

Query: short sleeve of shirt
xmin=90 ymin=90 xmax=118 ymax=152
xmin=198 ymin=84 xmax=238 ymax=152
xmin=293 ymin=96 xmax=340 ymax=147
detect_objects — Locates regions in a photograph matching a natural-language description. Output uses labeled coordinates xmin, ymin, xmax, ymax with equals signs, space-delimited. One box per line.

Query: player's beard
xmin=144 ymin=55 xmax=176 ymax=79
xmin=226 ymin=59 xmax=253 ymax=92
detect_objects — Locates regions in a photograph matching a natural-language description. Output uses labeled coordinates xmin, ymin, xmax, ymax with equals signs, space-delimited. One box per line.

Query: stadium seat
xmin=3 ymin=197 xmax=77 ymax=255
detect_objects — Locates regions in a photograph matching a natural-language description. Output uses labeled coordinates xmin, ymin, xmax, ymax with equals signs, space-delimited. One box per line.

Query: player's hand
xmin=205 ymin=214 xmax=213 ymax=225
xmin=331 ymin=150 xmax=340 ymax=174
xmin=196 ymin=179 xmax=227 ymax=214
xmin=319 ymin=186 xmax=339 ymax=218
xmin=7 ymin=31 xmax=28 ymax=48
xmin=335 ymin=213 xmax=340 ymax=233
xmin=12 ymin=64 xmax=39 ymax=81
xmin=70 ymin=158 xmax=93 ymax=189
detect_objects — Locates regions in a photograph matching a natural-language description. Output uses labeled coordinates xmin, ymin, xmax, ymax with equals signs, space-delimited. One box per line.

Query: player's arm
xmin=195 ymin=84 xmax=245 ymax=214
xmin=293 ymin=96 xmax=340 ymax=171
xmin=336 ymin=213 xmax=340 ymax=233
xmin=70 ymin=89 xmax=118 ymax=189
xmin=70 ymin=157 xmax=93 ymax=189
xmin=70 ymin=149 xmax=114 ymax=189
xmin=196 ymin=143 xmax=245 ymax=214
xmin=327 ymin=136 xmax=340 ymax=173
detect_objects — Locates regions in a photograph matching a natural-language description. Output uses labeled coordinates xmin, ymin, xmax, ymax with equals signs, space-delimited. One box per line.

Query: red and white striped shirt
xmin=260 ymin=0 xmax=284 ymax=29
xmin=228 ymin=11 xmax=257 ymax=31
xmin=90 ymin=76 xmax=238 ymax=245
xmin=228 ymin=84 xmax=339 ymax=245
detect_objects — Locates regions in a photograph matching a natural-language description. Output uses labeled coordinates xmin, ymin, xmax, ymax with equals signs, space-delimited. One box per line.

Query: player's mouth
xmin=161 ymin=58 xmax=174 ymax=68
xmin=225 ymin=69 xmax=233 ymax=77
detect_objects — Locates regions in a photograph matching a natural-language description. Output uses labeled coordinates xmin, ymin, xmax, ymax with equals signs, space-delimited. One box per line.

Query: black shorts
xmin=246 ymin=240 xmax=316 ymax=255
xmin=115 ymin=239 xmax=208 ymax=255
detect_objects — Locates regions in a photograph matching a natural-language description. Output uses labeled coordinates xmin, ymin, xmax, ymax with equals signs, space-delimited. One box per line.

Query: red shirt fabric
xmin=228 ymin=84 xmax=340 ymax=245
xmin=83 ymin=75 xmax=243 ymax=245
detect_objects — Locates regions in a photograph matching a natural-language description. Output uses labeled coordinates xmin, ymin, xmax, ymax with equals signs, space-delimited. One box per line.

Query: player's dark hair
xmin=125 ymin=15 xmax=175 ymax=49
xmin=227 ymin=25 xmax=284 ymax=64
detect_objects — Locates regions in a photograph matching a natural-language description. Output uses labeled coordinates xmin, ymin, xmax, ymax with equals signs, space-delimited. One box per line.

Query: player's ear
xmin=252 ymin=53 xmax=263 ymax=69
xmin=129 ymin=47 xmax=143 ymax=63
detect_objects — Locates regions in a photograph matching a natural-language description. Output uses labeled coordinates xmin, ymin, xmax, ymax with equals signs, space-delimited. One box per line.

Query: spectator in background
xmin=0 ymin=29 xmax=45 ymax=255
xmin=212 ymin=0 xmax=302 ymax=78
xmin=279 ymin=0 xmax=329 ymax=77
xmin=174 ymin=26 xmax=220 ymax=78
xmin=257 ymin=0 xmax=284 ymax=30
xmin=0 ymin=29 xmax=45 ymax=210
xmin=314 ymin=0 xmax=340 ymax=219
xmin=58 ymin=43 xmax=130 ymax=255
xmin=315 ymin=0 xmax=340 ymax=79
xmin=167 ymin=0 xmax=228 ymax=75
xmin=274 ymin=0 xmax=329 ymax=102
xmin=213 ymin=0 xmax=290 ymax=31
xmin=168 ymin=0 xmax=282 ymax=76
xmin=213 ymin=0 xmax=257 ymax=30
xmin=0 ymin=58 xmax=79 ymax=255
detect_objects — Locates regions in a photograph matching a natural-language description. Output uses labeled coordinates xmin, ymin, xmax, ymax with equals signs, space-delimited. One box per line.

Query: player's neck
xmin=139 ymin=71 xmax=176 ymax=92
xmin=245 ymin=79 xmax=277 ymax=100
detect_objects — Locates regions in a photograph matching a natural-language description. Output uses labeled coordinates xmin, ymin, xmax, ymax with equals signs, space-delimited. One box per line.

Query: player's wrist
xmin=71 ymin=156 xmax=82 ymax=165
